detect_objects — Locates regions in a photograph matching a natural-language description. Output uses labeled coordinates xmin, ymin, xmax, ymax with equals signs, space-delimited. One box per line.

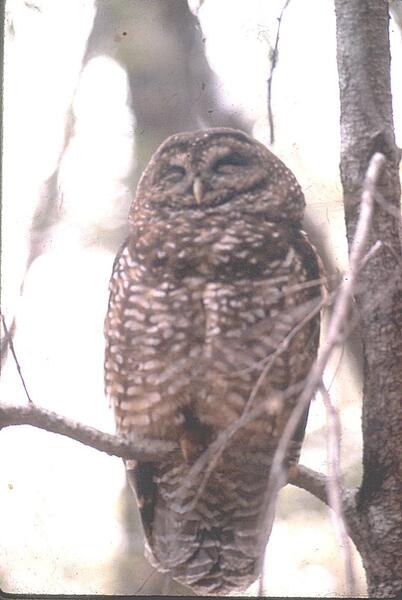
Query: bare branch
xmin=265 ymin=152 xmax=386 ymax=504
xmin=289 ymin=464 xmax=361 ymax=530
xmin=0 ymin=315 xmax=16 ymax=367
xmin=267 ymin=0 xmax=292 ymax=145
xmin=0 ymin=312 xmax=33 ymax=404
xmin=174 ymin=155 xmax=385 ymax=523
xmin=357 ymin=240 xmax=383 ymax=271
xmin=0 ymin=153 xmax=390 ymax=593
xmin=349 ymin=153 xmax=386 ymax=266
xmin=0 ymin=403 xmax=177 ymax=462
xmin=288 ymin=464 xmax=330 ymax=505
xmin=246 ymin=296 xmax=324 ymax=400
xmin=257 ymin=152 xmax=387 ymax=579
xmin=320 ymin=384 xmax=356 ymax=596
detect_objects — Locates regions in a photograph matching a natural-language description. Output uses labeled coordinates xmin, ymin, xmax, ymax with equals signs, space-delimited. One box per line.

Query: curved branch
xmin=288 ymin=464 xmax=360 ymax=527
xmin=262 ymin=152 xmax=386 ymax=525
xmin=288 ymin=464 xmax=330 ymax=505
xmin=0 ymin=403 xmax=177 ymax=461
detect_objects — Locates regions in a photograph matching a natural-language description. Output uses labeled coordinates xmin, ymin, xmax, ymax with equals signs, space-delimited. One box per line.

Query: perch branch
xmin=0 ymin=403 xmax=177 ymax=461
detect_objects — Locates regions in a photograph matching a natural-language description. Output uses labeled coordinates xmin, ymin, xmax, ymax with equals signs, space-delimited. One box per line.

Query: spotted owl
xmin=104 ymin=128 xmax=321 ymax=595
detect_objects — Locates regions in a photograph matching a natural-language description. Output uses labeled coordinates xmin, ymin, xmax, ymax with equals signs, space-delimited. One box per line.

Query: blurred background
xmin=1 ymin=0 xmax=401 ymax=595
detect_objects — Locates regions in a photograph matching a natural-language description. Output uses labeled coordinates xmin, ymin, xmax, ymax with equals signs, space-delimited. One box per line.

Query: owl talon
xmin=180 ymin=431 xmax=202 ymax=463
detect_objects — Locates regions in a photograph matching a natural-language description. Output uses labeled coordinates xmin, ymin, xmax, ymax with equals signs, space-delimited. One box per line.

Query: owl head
xmin=131 ymin=128 xmax=305 ymax=224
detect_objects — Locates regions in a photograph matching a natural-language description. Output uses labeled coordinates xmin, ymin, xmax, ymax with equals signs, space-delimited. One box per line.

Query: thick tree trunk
xmin=334 ymin=1 xmax=402 ymax=596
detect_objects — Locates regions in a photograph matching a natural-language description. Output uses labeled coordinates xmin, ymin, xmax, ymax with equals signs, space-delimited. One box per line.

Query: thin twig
xmin=246 ymin=296 xmax=323 ymax=402
xmin=0 ymin=316 xmax=16 ymax=367
xmin=320 ymin=384 xmax=356 ymax=596
xmin=259 ymin=152 xmax=386 ymax=581
xmin=333 ymin=262 xmax=401 ymax=350
xmin=357 ymin=240 xmax=383 ymax=271
xmin=233 ymin=278 xmax=330 ymax=377
xmin=267 ymin=0 xmax=292 ymax=145
xmin=0 ymin=150 xmax=388 ymax=591
xmin=0 ymin=403 xmax=177 ymax=461
xmin=0 ymin=313 xmax=33 ymax=404
xmin=288 ymin=464 xmax=359 ymax=533
xmin=176 ymin=155 xmax=385 ymax=515
xmin=175 ymin=292 xmax=323 ymax=506
xmin=265 ymin=152 xmax=386 ymax=504
xmin=134 ymin=567 xmax=159 ymax=594
xmin=288 ymin=466 xmax=362 ymax=566
xmin=175 ymin=381 xmax=306 ymax=508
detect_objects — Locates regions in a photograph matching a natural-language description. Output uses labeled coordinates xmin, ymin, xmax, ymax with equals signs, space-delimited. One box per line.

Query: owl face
xmin=133 ymin=128 xmax=305 ymax=223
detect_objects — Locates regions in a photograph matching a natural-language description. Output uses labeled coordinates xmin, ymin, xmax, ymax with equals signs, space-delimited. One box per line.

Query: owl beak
xmin=193 ymin=177 xmax=204 ymax=205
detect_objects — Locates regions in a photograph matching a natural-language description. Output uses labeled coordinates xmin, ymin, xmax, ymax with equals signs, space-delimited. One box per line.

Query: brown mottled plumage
xmin=104 ymin=128 xmax=321 ymax=595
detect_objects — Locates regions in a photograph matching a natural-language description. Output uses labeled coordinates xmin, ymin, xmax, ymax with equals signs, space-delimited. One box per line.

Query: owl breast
xmin=106 ymin=210 xmax=313 ymax=435
xmin=105 ymin=205 xmax=320 ymax=594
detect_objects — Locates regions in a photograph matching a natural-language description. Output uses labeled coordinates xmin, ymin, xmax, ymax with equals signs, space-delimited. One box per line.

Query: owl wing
xmin=105 ymin=241 xmax=156 ymax=549
xmin=104 ymin=239 xmax=209 ymax=559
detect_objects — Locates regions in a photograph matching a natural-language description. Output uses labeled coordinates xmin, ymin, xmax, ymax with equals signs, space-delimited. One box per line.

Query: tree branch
xmin=263 ymin=151 xmax=386 ymax=513
xmin=0 ymin=144 xmax=396 ymax=595
xmin=288 ymin=464 xmax=330 ymax=505
xmin=267 ymin=0 xmax=292 ymax=145
xmin=288 ymin=464 xmax=360 ymax=530
xmin=257 ymin=151 xmax=387 ymax=594
xmin=0 ymin=403 xmax=177 ymax=462
xmin=320 ymin=384 xmax=356 ymax=595
xmin=1 ymin=154 xmax=389 ymax=558
xmin=1 ymin=313 xmax=33 ymax=404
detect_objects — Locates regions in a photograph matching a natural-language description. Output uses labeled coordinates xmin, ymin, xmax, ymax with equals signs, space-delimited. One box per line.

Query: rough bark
xmin=334 ymin=1 xmax=402 ymax=596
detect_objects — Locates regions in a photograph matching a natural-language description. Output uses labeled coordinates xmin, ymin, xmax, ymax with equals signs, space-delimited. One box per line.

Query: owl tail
xmin=125 ymin=402 xmax=310 ymax=595
xmin=146 ymin=458 xmax=271 ymax=595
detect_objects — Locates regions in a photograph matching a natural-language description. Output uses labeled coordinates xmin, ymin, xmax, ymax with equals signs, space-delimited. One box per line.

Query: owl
xmin=104 ymin=128 xmax=321 ymax=595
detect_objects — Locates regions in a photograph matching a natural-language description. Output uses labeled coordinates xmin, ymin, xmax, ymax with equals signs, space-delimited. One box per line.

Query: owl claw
xmin=180 ymin=431 xmax=201 ymax=463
